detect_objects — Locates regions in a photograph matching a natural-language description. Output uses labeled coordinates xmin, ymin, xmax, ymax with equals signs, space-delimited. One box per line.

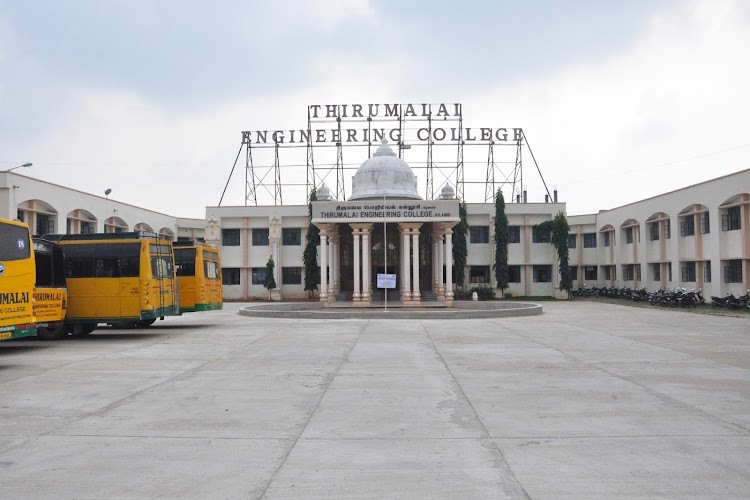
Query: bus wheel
xmin=73 ymin=324 xmax=97 ymax=335
xmin=111 ymin=321 xmax=137 ymax=329
xmin=135 ymin=319 xmax=157 ymax=328
xmin=37 ymin=325 xmax=67 ymax=340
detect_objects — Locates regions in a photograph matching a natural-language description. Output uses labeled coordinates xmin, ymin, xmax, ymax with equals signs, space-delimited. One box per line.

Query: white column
xmin=319 ymin=226 xmax=328 ymax=302
xmin=433 ymin=233 xmax=440 ymax=293
xmin=362 ymin=226 xmax=371 ymax=303
xmin=412 ymin=229 xmax=420 ymax=301
xmin=402 ymin=227 xmax=411 ymax=301
xmin=445 ymin=228 xmax=454 ymax=302
xmin=327 ymin=229 xmax=335 ymax=302
xmin=332 ymin=230 xmax=340 ymax=294
xmin=439 ymin=232 xmax=446 ymax=298
xmin=353 ymin=228 xmax=361 ymax=301
xmin=272 ymin=241 xmax=280 ymax=287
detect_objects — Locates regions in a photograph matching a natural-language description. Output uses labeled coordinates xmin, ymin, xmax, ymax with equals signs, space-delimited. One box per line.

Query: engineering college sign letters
xmin=243 ymin=102 xmax=522 ymax=146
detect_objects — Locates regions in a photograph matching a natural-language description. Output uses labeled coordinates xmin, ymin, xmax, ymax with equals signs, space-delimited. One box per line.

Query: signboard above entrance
xmin=311 ymin=199 xmax=460 ymax=224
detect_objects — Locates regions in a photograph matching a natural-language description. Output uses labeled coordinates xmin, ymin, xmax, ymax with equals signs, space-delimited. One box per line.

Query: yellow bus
xmin=173 ymin=241 xmax=223 ymax=313
xmin=32 ymin=238 xmax=68 ymax=340
xmin=0 ymin=218 xmax=36 ymax=340
xmin=41 ymin=231 xmax=179 ymax=332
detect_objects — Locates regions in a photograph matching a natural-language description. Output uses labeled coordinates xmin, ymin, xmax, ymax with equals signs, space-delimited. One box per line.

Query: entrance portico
xmin=315 ymin=217 xmax=458 ymax=307
xmin=312 ymin=141 xmax=459 ymax=307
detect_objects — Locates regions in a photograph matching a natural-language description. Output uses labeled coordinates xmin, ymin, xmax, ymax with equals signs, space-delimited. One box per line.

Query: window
xmin=63 ymin=243 xmax=140 ymax=278
xmin=282 ymin=267 xmax=302 ymax=284
xmin=602 ymin=232 xmax=611 ymax=247
xmin=680 ymin=216 xmax=695 ymax=237
xmin=469 ymin=226 xmax=490 ymax=244
xmin=252 ymin=228 xmax=269 ymax=246
xmin=533 ymin=265 xmax=552 ymax=282
xmin=567 ymin=234 xmax=577 ymax=249
xmin=251 ymin=267 xmax=267 ymax=285
xmin=653 ymin=263 xmax=661 ymax=281
xmin=569 ymin=266 xmax=578 ymax=281
xmin=721 ymin=206 xmax=741 ymax=231
xmin=584 ymin=266 xmax=597 ymax=281
xmin=704 ymin=261 xmax=711 ymax=283
xmin=664 ymin=219 xmax=671 ymax=239
xmin=649 ymin=222 xmax=659 ymax=241
xmin=532 ymin=225 xmax=551 ymax=243
xmin=508 ymin=265 xmax=521 ymax=283
xmin=623 ymin=265 xmax=634 ymax=281
xmin=724 ymin=260 xmax=742 ymax=283
xmin=667 ymin=262 xmax=672 ymax=281
xmin=508 ymin=226 xmax=521 ymax=244
xmin=222 ymin=267 xmax=240 ymax=285
xmin=681 ymin=261 xmax=696 ymax=282
xmin=282 ymin=228 xmax=302 ymax=246
xmin=0 ymin=223 xmax=31 ymax=260
xmin=603 ymin=266 xmax=615 ymax=281
xmin=699 ymin=212 xmax=710 ymax=234
xmin=469 ymin=266 xmax=490 ymax=284
xmin=222 ymin=229 xmax=240 ymax=246
xmin=204 ymin=260 xmax=220 ymax=280
xmin=36 ymin=214 xmax=55 ymax=236
xmin=174 ymin=248 xmax=196 ymax=276
xmin=583 ymin=233 xmax=597 ymax=248
xmin=80 ymin=220 xmax=96 ymax=234
xmin=625 ymin=227 xmax=634 ymax=244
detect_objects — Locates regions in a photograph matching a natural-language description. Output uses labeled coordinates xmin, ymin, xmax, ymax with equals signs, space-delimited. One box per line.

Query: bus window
xmin=204 ymin=260 xmax=219 ymax=279
xmin=174 ymin=248 xmax=196 ymax=276
xmin=151 ymin=256 xmax=173 ymax=279
xmin=0 ymin=223 xmax=31 ymax=260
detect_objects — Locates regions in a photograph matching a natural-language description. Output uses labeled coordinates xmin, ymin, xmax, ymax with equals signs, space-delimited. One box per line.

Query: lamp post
xmin=5 ymin=162 xmax=32 ymax=173
xmin=104 ymin=189 xmax=112 ymax=233
xmin=383 ymin=189 xmax=387 ymax=312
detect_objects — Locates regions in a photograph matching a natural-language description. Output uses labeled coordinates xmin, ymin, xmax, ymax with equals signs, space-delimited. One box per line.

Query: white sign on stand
xmin=377 ymin=274 xmax=397 ymax=289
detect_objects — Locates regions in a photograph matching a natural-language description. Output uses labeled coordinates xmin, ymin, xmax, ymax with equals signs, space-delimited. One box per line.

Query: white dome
xmin=349 ymin=141 xmax=421 ymax=200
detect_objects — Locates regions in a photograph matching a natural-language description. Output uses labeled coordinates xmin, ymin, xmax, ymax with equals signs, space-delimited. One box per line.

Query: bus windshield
xmin=0 ymin=223 xmax=31 ymax=260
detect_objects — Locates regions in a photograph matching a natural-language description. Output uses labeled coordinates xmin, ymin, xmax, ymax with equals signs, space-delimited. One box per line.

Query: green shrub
xmin=469 ymin=285 xmax=495 ymax=301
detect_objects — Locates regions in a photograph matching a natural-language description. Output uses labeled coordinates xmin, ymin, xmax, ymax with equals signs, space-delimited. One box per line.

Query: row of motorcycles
xmin=572 ymin=284 xmax=750 ymax=310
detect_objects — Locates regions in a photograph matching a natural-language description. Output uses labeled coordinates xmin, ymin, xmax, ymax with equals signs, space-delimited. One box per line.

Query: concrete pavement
xmin=0 ymin=301 xmax=748 ymax=498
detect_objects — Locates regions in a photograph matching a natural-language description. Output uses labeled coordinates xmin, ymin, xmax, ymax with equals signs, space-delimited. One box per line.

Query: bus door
xmin=149 ymin=242 xmax=177 ymax=317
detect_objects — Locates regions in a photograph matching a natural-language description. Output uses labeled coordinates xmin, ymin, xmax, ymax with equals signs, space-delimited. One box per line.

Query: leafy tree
xmin=539 ymin=211 xmax=573 ymax=295
xmin=493 ymin=189 xmax=509 ymax=297
xmin=303 ymin=188 xmax=320 ymax=298
xmin=264 ymin=255 xmax=276 ymax=299
xmin=453 ymin=201 xmax=468 ymax=289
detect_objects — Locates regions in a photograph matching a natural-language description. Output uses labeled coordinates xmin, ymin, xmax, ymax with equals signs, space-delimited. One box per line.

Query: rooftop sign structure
xmin=219 ymin=103 xmax=550 ymax=207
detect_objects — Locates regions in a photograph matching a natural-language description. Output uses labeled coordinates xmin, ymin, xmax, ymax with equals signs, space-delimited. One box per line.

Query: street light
xmin=5 ymin=162 xmax=32 ymax=172
xmin=105 ymin=189 xmax=112 ymax=233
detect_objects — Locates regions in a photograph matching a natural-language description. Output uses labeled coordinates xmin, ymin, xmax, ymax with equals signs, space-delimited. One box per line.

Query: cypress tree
xmin=303 ymin=188 xmax=320 ymax=299
xmin=453 ymin=201 xmax=468 ymax=290
xmin=551 ymin=211 xmax=573 ymax=294
xmin=264 ymin=255 xmax=276 ymax=299
xmin=494 ymin=189 xmax=509 ymax=297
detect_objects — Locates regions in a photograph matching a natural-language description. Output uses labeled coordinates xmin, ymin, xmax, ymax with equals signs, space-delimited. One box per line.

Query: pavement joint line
xmin=29 ymin=320 xmax=296 ymax=444
xmin=8 ymin=433 xmax=750 ymax=440
xmin=255 ymin=319 xmax=369 ymax=499
xmin=494 ymin=319 xmax=750 ymax=437
xmin=418 ymin=319 xmax=532 ymax=499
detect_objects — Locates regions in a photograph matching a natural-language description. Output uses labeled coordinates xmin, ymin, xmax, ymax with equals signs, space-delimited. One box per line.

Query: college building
xmin=3 ymin=160 xmax=749 ymax=302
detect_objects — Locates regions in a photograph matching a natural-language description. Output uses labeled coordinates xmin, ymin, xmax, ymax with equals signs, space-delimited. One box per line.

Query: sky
xmin=1 ymin=0 xmax=749 ymax=219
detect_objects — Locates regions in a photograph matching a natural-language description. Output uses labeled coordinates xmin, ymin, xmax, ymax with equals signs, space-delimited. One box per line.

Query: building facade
xmin=0 ymin=171 xmax=204 ymax=240
xmin=4 ymin=163 xmax=749 ymax=301
xmin=568 ymin=169 xmax=750 ymax=298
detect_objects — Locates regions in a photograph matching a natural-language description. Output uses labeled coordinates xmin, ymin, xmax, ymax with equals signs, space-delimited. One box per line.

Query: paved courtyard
xmin=0 ymin=301 xmax=748 ymax=498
